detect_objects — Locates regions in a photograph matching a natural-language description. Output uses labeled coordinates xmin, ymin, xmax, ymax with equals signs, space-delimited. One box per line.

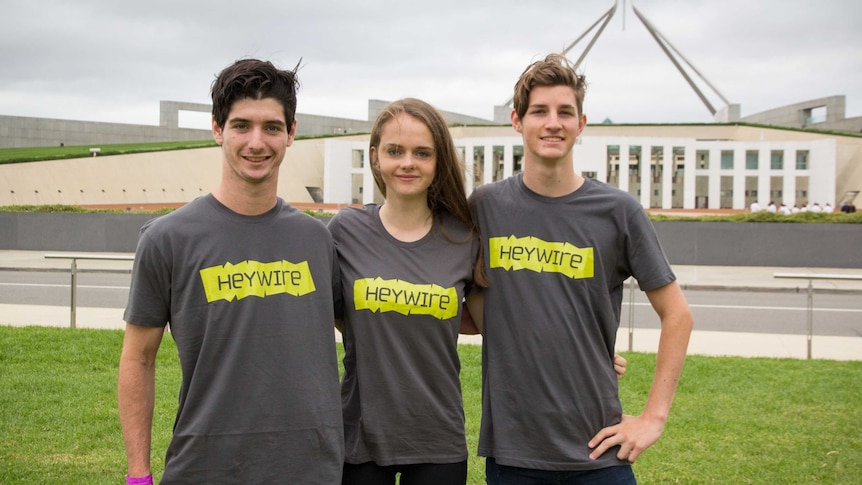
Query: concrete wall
xmin=0 ymin=212 xmax=159 ymax=252
xmin=653 ymin=221 xmax=861 ymax=268
xmin=0 ymin=112 xmax=370 ymax=148
xmin=741 ymin=95 xmax=862 ymax=132
xmin=1 ymin=212 xmax=858 ymax=268
xmin=0 ymin=114 xmax=213 ymax=148
xmin=813 ymin=116 xmax=862 ymax=134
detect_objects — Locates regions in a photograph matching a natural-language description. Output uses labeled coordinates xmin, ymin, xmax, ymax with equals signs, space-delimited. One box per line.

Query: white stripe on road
xmin=628 ymin=302 xmax=862 ymax=313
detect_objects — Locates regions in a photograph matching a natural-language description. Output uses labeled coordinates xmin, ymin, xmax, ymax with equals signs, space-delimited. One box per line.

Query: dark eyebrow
xmin=529 ymin=103 xmax=576 ymax=110
xmin=228 ymin=117 xmax=286 ymax=127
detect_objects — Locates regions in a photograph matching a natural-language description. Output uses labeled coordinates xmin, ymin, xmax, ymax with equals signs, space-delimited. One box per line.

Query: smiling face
xmin=512 ymin=84 xmax=586 ymax=166
xmin=212 ymin=97 xmax=296 ymax=191
xmin=371 ymin=113 xmax=437 ymax=203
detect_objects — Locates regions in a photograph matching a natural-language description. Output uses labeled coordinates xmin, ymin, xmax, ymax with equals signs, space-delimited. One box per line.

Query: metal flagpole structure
xmin=630 ymin=3 xmax=731 ymax=116
xmin=499 ymin=0 xmax=732 ymax=119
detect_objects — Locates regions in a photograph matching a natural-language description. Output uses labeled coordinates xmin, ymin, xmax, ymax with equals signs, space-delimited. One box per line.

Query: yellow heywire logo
xmin=489 ymin=235 xmax=594 ymax=279
xmin=354 ymin=277 xmax=458 ymax=320
xmin=200 ymin=260 xmax=316 ymax=303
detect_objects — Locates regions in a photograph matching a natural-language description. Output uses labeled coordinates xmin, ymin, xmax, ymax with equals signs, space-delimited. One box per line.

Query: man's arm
xmin=118 ymin=323 xmax=165 ymax=477
xmin=588 ymin=280 xmax=693 ymax=462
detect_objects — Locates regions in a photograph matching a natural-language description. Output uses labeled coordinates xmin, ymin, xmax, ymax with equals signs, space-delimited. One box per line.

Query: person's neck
xmin=212 ymin=183 xmax=278 ymax=216
xmin=378 ymin=197 xmax=433 ymax=243
xmin=522 ymin=156 xmax=584 ymax=197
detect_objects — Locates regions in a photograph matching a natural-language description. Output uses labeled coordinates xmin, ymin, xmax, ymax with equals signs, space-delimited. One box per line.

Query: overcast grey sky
xmin=1 ymin=0 xmax=860 ymax=129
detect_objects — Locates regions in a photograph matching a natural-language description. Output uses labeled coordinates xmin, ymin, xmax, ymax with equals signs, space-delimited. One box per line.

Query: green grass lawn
xmin=0 ymin=140 xmax=217 ymax=165
xmin=0 ymin=133 xmax=354 ymax=165
xmin=1 ymin=326 xmax=860 ymax=484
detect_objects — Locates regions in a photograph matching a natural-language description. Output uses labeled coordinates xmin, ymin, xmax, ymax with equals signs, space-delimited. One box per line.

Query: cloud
xmin=1 ymin=0 xmax=860 ymax=125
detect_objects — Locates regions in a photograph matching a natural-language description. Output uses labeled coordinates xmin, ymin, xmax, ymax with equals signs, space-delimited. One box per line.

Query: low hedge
xmin=2 ymin=205 xmax=859 ymax=223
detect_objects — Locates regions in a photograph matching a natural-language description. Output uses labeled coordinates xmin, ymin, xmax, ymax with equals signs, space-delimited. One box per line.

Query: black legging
xmin=342 ymin=460 xmax=467 ymax=485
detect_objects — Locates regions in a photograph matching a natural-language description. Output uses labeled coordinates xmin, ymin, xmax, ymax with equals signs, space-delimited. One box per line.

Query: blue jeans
xmin=485 ymin=457 xmax=636 ymax=485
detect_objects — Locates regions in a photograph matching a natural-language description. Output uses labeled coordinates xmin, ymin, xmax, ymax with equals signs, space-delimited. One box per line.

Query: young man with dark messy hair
xmin=118 ymin=58 xmax=344 ymax=484
xmin=468 ymin=53 xmax=693 ymax=484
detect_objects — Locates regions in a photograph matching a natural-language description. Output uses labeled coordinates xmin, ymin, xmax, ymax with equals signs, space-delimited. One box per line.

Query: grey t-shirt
xmin=124 ymin=195 xmax=344 ymax=484
xmin=470 ymin=175 xmax=675 ymax=471
xmin=328 ymin=204 xmax=477 ymax=466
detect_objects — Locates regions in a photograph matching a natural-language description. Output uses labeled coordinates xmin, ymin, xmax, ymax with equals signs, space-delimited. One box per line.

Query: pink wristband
xmin=126 ymin=474 xmax=153 ymax=485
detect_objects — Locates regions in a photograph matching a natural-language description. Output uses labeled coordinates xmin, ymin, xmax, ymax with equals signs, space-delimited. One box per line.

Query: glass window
xmin=628 ymin=146 xmax=641 ymax=200
xmin=796 ymin=150 xmax=809 ymax=170
xmin=720 ymin=150 xmax=733 ymax=170
xmin=745 ymin=176 xmax=758 ymax=207
xmin=351 ymin=149 xmax=364 ymax=168
xmin=695 ymin=175 xmax=709 ymax=208
xmin=770 ymin=176 xmax=783 ymax=200
xmin=696 ymin=150 xmax=709 ymax=169
xmin=770 ymin=151 xmax=784 ymax=170
xmin=351 ymin=173 xmax=363 ymax=204
xmin=606 ymin=145 xmax=620 ymax=187
xmin=472 ymin=146 xmax=485 ymax=187
xmin=493 ymin=146 xmax=504 ymax=182
xmin=745 ymin=150 xmax=758 ymax=170
xmin=795 ymin=176 xmax=809 ymax=206
xmin=720 ymin=176 xmax=733 ymax=208
xmin=513 ymin=145 xmax=524 ymax=174
xmin=671 ymin=147 xmax=684 ymax=209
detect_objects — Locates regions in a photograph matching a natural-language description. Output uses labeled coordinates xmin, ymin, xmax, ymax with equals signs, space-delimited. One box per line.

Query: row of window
xmin=606 ymin=147 xmax=810 ymax=171
xmin=353 ymin=146 xmax=811 ymax=173
xmin=717 ymin=150 xmax=809 ymax=170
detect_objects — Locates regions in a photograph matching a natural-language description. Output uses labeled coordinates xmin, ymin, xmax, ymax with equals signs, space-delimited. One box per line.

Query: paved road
xmin=0 ymin=270 xmax=130 ymax=308
xmin=3 ymin=270 xmax=861 ymax=338
xmin=625 ymin=288 xmax=862 ymax=337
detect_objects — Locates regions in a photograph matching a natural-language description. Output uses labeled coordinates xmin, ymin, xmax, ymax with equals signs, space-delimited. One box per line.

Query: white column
xmin=503 ymin=144 xmax=514 ymax=179
xmin=463 ymin=144 xmax=474 ymax=193
xmin=758 ymin=147 xmax=770 ymax=206
xmin=483 ymin=145 xmax=493 ymax=184
xmin=640 ymin=144 xmax=650 ymax=207
xmin=618 ymin=144 xmax=630 ymax=193
xmin=733 ymin=147 xmax=746 ymax=209
xmin=708 ymin=148 xmax=721 ymax=209
xmin=781 ymin=147 xmax=796 ymax=207
xmin=363 ymin=147 xmax=375 ymax=205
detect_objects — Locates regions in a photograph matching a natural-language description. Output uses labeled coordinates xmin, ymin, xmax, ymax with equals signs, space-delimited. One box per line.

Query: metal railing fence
xmin=43 ymin=253 xmax=135 ymax=328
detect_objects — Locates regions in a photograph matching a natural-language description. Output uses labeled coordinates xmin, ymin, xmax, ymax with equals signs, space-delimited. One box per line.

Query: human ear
xmin=286 ymin=120 xmax=297 ymax=147
xmin=212 ymin=117 xmax=223 ymax=145
xmin=510 ymin=109 xmax=523 ymax=133
xmin=369 ymin=146 xmax=378 ymax=168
